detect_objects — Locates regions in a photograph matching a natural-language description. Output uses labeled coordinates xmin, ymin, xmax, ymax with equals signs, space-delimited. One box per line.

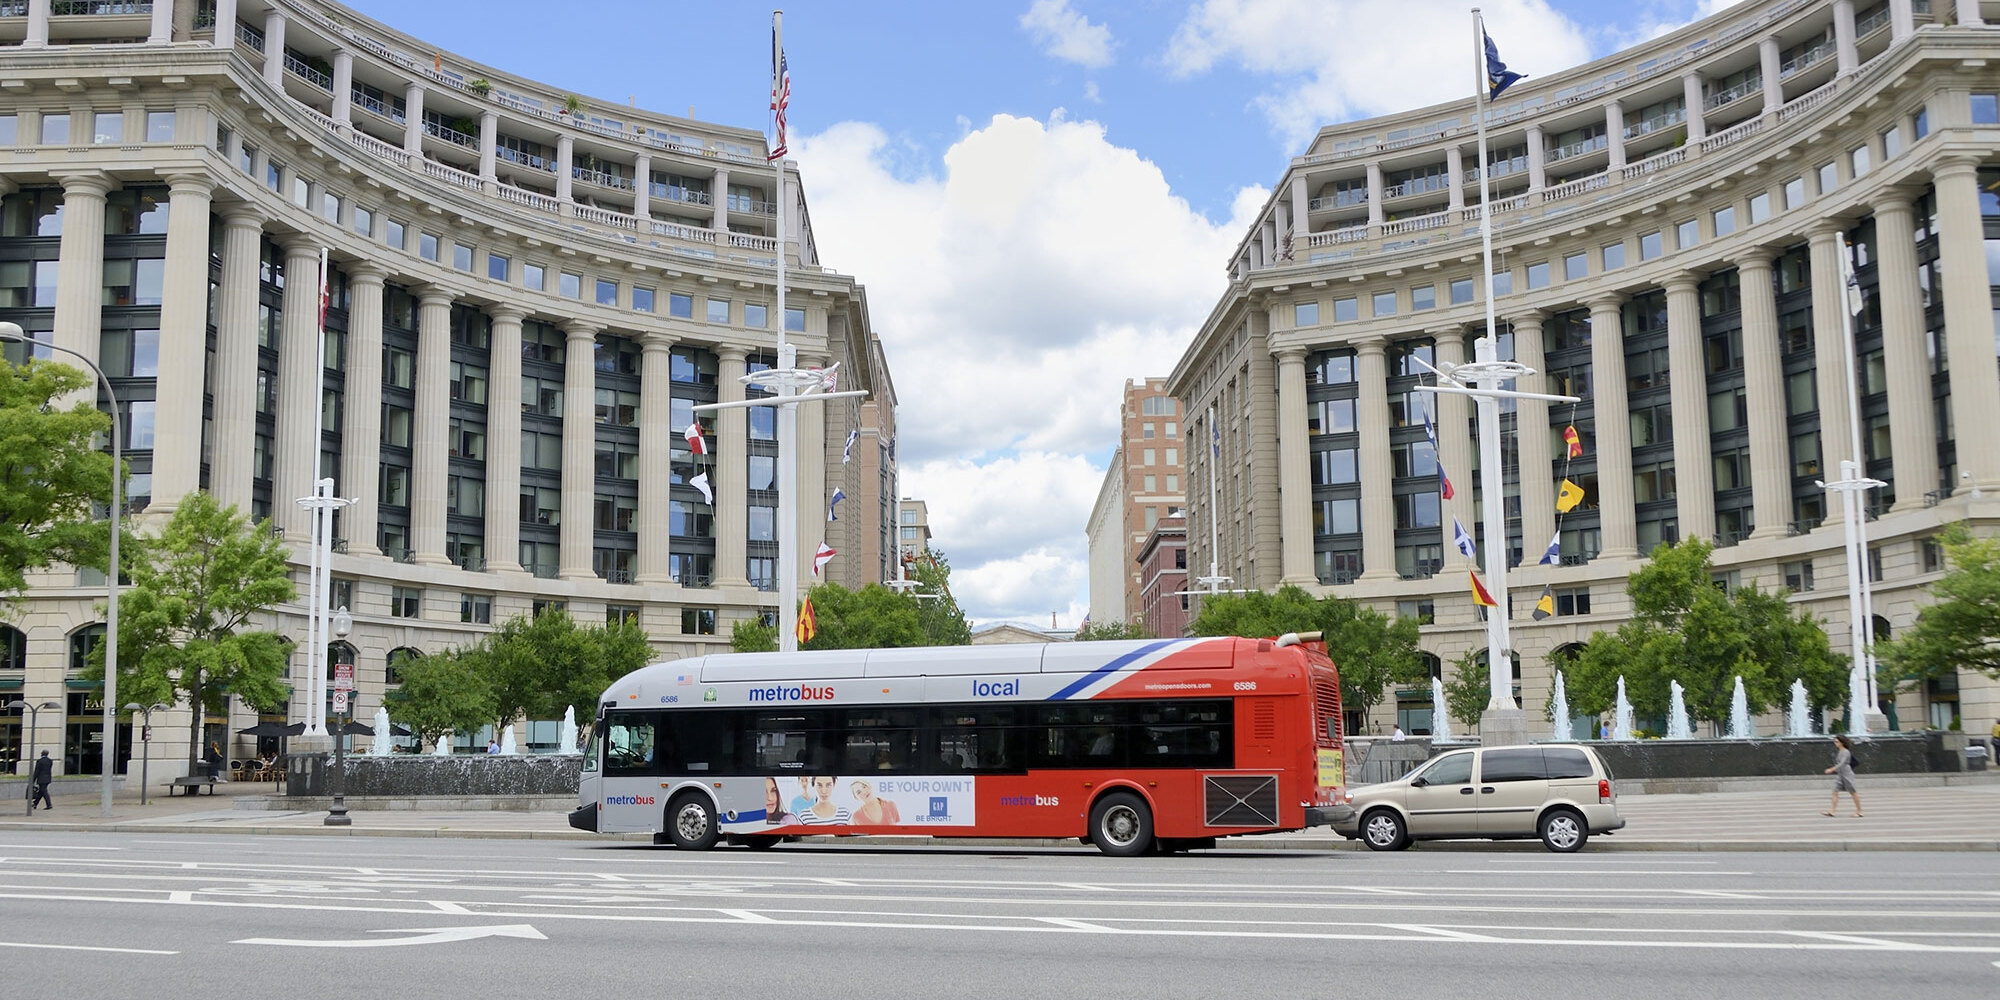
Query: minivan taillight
xmin=1598 ymin=779 xmax=1611 ymax=803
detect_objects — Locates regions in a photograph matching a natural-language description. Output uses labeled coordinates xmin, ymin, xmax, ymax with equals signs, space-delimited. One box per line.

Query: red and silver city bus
xmin=570 ymin=633 xmax=1351 ymax=855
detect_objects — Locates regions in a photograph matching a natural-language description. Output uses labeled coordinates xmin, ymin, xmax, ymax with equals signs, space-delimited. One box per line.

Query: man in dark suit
xmin=29 ymin=751 xmax=53 ymax=811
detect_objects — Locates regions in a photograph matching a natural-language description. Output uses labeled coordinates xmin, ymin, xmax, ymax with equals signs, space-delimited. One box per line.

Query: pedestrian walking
xmin=29 ymin=750 xmax=53 ymax=811
xmin=1821 ymin=734 xmax=1861 ymax=818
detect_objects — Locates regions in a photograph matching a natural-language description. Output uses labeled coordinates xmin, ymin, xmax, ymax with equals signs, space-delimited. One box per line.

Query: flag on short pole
xmin=796 ymin=596 xmax=816 ymax=644
xmin=1555 ymin=478 xmax=1586 ymax=513
xmin=1423 ymin=407 xmax=1454 ymax=500
xmin=813 ymin=542 xmax=837 ymax=576
xmin=814 ymin=362 xmax=840 ymax=393
xmin=1538 ymin=530 xmax=1561 ymax=566
xmin=684 ymin=419 xmax=708 ymax=456
xmin=1483 ymin=31 xmax=1525 ymax=101
xmin=1531 ymin=584 xmax=1556 ymax=621
xmin=1563 ymin=424 xmax=1583 ymax=459
xmin=1452 ymin=516 xmax=1478 ymax=559
xmin=1469 ymin=570 xmax=1499 ymax=608
xmin=690 ymin=472 xmax=713 ymax=505
xmin=769 ymin=14 xmax=792 ymax=161
xmin=827 ymin=488 xmax=846 ymax=522
xmin=842 ymin=429 xmax=858 ymax=464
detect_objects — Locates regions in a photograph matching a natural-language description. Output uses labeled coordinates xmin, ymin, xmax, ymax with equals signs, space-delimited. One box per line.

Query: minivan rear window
xmin=1544 ymin=748 xmax=1594 ymax=779
xmin=1480 ymin=748 xmax=1546 ymax=783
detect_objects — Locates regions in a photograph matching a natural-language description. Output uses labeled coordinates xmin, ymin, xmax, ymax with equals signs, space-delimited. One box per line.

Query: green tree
xmin=1878 ymin=524 xmax=2000 ymax=697
xmin=1566 ymin=538 xmax=1845 ymax=726
xmin=801 ymin=582 xmax=927 ymax=649
xmin=731 ymin=618 xmax=778 ymax=653
xmin=1440 ymin=651 xmax=1488 ymax=731
xmin=485 ymin=610 xmax=653 ymax=730
xmin=1190 ymin=585 xmax=1426 ymax=733
xmin=0 ymin=357 xmax=114 ymax=602
xmin=907 ymin=548 xmax=972 ymax=645
xmin=385 ymin=645 xmax=496 ymax=750
xmin=1074 ymin=619 xmax=1153 ymax=641
xmin=90 ymin=491 xmax=294 ymax=769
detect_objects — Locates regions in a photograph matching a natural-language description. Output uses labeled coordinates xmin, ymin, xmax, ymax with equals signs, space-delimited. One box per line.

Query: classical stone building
xmin=0 ymin=0 xmax=897 ymax=776
xmin=1169 ymin=0 xmax=1999 ymax=735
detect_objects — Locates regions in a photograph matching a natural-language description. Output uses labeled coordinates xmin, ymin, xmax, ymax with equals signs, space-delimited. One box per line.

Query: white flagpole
xmin=773 ymin=10 xmax=799 ymax=652
xmin=1470 ymin=8 xmax=1513 ymax=711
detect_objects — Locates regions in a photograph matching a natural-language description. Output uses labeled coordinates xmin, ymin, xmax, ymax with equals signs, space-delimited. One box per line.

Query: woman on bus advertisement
xmin=850 ymin=779 xmax=901 ymax=824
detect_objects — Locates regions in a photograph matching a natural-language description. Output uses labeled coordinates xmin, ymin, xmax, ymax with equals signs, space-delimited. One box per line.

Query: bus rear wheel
xmin=665 ymin=793 xmax=720 ymax=850
xmin=1089 ymin=792 xmax=1154 ymax=857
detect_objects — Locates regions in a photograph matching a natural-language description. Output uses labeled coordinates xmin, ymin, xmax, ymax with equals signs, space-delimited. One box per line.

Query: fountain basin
xmin=285 ymin=753 xmax=584 ymax=797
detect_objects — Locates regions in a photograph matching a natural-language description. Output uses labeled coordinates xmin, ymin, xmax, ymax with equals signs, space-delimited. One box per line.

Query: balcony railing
xmin=0 ymin=0 xmax=31 ymax=14
xmin=604 ymin=569 xmax=634 ymax=584
xmin=235 ymin=18 xmax=263 ymax=51
xmin=1623 ymin=109 xmax=1686 ymax=140
xmin=458 ymin=555 xmax=486 ymax=573
xmin=423 ymin=119 xmax=477 ymax=148
xmin=572 ymin=166 xmax=634 ymax=191
xmin=52 ymin=1 xmax=151 ymax=14
xmin=1779 ymin=40 xmax=1834 ymax=78
xmin=651 ymin=183 xmax=712 ymax=205
xmin=495 ymin=146 xmax=554 ymax=172
xmin=351 ymin=90 xmax=404 ymax=123
xmin=1923 ymin=488 xmax=1949 ymax=508
xmin=284 ymin=53 xmax=333 ymax=91
xmin=1384 ymin=211 xmax=1449 ymax=235
xmin=420 ymin=158 xmax=481 ymax=190
xmin=576 ymin=204 xmax=638 ymax=230
xmin=1788 ymin=517 xmax=1824 ymax=536
xmin=496 ymin=184 xmax=560 ymax=212
xmin=1856 ymin=4 xmax=1891 ymax=36
xmin=728 ymin=197 xmax=777 ymax=215
xmin=1702 ymin=76 xmax=1761 ymax=111
xmin=1544 ymin=133 xmax=1608 ymax=163
xmin=1559 ymin=553 xmax=1593 ymax=566
xmin=1699 ymin=116 xmax=1763 ymax=154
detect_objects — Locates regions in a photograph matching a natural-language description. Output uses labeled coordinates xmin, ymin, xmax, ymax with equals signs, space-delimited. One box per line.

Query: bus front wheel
xmin=665 ymin=793 xmax=720 ymax=850
xmin=1089 ymin=792 xmax=1154 ymax=857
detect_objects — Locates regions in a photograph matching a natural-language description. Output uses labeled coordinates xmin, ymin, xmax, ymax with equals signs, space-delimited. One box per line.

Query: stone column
xmin=1807 ymin=224 xmax=1857 ymax=491
xmin=714 ymin=347 xmax=751 ymax=588
xmin=1365 ymin=161 xmax=1384 ymax=229
xmin=1664 ymin=274 xmax=1715 ymax=544
xmin=558 ymin=320 xmax=599 ymax=579
xmin=1604 ymin=101 xmax=1626 ymax=171
xmin=555 ymin=135 xmax=575 ymax=207
xmin=1958 ymin=0 xmax=1985 ymax=27
xmin=711 ymin=167 xmax=730 ymax=231
xmin=483 ymin=305 xmax=527 ymax=574
xmin=1759 ymin=37 xmax=1783 ymax=117
xmin=1512 ymin=312 xmax=1557 ymax=559
xmin=632 ymin=153 xmax=652 ymax=220
xmin=149 ymin=0 xmax=174 ymax=44
xmin=340 ymin=264 xmax=387 ymax=557
xmin=1834 ymin=0 xmax=1858 ymax=76
xmin=409 ymin=287 xmax=454 ymax=565
xmin=635 ymin=332 xmax=675 ymax=583
xmin=51 ymin=172 xmax=112 ymax=378
xmin=1290 ymin=172 xmax=1311 ymax=246
xmin=331 ymin=50 xmax=354 ymax=126
xmin=1588 ymin=296 xmax=1638 ymax=558
xmin=1445 ymin=147 xmax=1465 ymax=214
xmin=1738 ymin=251 xmax=1791 ymax=539
xmin=478 ymin=110 xmax=497 ymax=185
xmin=1274 ymin=345 xmax=1314 ymax=585
xmin=1873 ymin=195 xmax=1940 ymax=508
xmin=1432 ymin=328 xmax=1477 ymax=569
xmin=402 ymin=82 xmax=425 ymax=154
xmin=24 ymin=0 xmax=49 ymax=49
xmin=261 ymin=10 xmax=286 ymax=89
xmin=1245 ymin=311 xmax=1282 ymax=587
xmin=209 ymin=0 xmax=237 ymax=47
xmin=272 ymin=238 xmax=323 ymax=541
xmin=147 ymin=173 xmax=214 ymax=513
xmin=209 ymin=210 xmax=263 ymax=512
xmin=1525 ymin=124 xmax=1546 ymax=194
xmin=1355 ymin=336 xmax=1396 ymax=581
xmin=1683 ymin=72 xmax=1707 ymax=142
xmin=1891 ymin=0 xmax=1915 ymax=40
xmin=1932 ymin=158 xmax=2000 ymax=492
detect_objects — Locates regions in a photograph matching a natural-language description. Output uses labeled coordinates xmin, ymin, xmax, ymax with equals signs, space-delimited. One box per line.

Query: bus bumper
xmin=567 ymin=803 xmax=598 ymax=832
xmin=1304 ymin=803 xmax=1355 ymax=828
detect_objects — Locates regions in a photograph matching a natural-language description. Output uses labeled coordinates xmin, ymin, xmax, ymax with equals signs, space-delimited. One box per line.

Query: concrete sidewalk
xmin=3 ymin=775 xmax=1998 ymax=851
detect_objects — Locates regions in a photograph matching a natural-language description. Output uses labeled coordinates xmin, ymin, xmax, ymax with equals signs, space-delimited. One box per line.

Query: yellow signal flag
xmin=796 ymin=596 xmax=818 ymax=644
xmin=1469 ymin=570 xmax=1499 ymax=608
xmin=1555 ymin=478 xmax=1586 ymax=513
xmin=1531 ymin=585 xmax=1555 ymax=621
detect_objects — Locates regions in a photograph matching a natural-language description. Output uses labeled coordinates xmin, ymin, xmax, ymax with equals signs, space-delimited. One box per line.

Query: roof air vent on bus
xmin=1274 ymin=631 xmax=1322 ymax=648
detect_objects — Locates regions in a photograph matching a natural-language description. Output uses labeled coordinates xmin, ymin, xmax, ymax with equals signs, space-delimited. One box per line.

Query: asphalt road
xmin=1 ymin=833 xmax=1995 ymax=999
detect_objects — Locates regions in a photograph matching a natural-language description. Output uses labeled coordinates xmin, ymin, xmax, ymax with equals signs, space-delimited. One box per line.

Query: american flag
xmin=769 ymin=16 xmax=791 ymax=161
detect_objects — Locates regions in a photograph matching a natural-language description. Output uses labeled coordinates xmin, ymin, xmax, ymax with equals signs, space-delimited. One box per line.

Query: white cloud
xmin=793 ymin=115 xmax=1258 ymax=623
xmin=1163 ymin=0 xmax=1594 ymax=149
xmin=1020 ymin=0 xmax=1117 ymax=69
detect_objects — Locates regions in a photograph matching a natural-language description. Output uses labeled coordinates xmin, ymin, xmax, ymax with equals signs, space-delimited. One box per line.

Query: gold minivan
xmin=1331 ymin=743 xmax=1624 ymax=852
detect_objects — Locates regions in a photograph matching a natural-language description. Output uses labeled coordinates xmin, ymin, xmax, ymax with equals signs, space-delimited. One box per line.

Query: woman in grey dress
xmin=1821 ymin=735 xmax=1861 ymax=817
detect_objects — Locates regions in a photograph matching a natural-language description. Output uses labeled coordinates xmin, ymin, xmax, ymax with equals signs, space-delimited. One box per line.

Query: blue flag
xmin=1452 ymin=517 xmax=1478 ymax=560
xmin=828 ymin=488 xmax=846 ymax=522
xmin=1484 ymin=31 xmax=1525 ymax=101
xmin=1539 ymin=531 xmax=1561 ymax=566
xmin=842 ymin=429 xmax=858 ymax=464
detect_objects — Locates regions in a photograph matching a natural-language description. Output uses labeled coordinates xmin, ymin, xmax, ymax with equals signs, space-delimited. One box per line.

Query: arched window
xmin=68 ymin=623 xmax=106 ymax=673
xmin=0 ymin=624 xmax=26 ymax=672
xmin=1870 ymin=615 xmax=1892 ymax=642
xmin=1419 ymin=651 xmax=1443 ymax=680
xmin=386 ymin=647 xmax=422 ymax=686
xmin=1473 ymin=647 xmax=1524 ymax=681
xmin=1547 ymin=643 xmax=1586 ymax=673
xmin=326 ymin=641 xmax=358 ymax=679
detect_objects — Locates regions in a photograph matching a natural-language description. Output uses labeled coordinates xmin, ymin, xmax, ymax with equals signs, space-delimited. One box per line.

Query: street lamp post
xmin=324 ymin=605 xmax=353 ymax=827
xmin=123 ymin=702 xmax=166 ymax=806
xmin=7 ymin=700 xmax=61 ymax=816
xmin=2 ymin=322 xmax=123 ymax=820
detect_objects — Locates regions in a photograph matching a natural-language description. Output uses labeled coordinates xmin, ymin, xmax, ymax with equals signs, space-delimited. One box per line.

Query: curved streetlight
xmin=124 ymin=702 xmax=168 ymax=806
xmin=7 ymin=700 xmax=62 ymax=816
xmin=1 ymin=321 xmax=122 ymax=820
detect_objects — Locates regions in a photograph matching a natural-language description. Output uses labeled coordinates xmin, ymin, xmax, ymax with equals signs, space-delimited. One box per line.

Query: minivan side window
xmin=1419 ymin=751 xmax=1474 ymax=785
xmin=1543 ymin=748 xmax=1594 ymax=779
xmin=1480 ymin=748 xmax=1548 ymax=782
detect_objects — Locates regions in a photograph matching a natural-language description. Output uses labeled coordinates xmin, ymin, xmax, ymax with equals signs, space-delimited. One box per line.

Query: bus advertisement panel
xmin=571 ymin=635 xmax=1350 ymax=856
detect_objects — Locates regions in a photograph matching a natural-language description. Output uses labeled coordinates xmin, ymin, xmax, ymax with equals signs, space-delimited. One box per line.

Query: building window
xmin=418 ymin=233 xmax=438 ymax=260
xmin=1640 ymin=231 xmax=1663 ymax=261
xmin=745 ymin=303 xmax=768 ymax=328
xmin=390 ymin=586 xmax=421 ymax=618
xmin=92 ymin=111 xmax=123 ymax=144
xmin=460 ymin=593 xmax=493 ymax=624
xmin=1563 ymin=253 xmax=1587 ymax=281
xmin=1747 ymin=193 xmax=1770 ymax=224
xmin=1712 ymin=206 xmax=1735 ymax=237
xmin=607 ymin=604 xmax=641 ymax=626
xmin=669 ymin=292 xmax=694 ymax=318
xmin=785 ymin=307 xmax=806 ymax=332
xmin=1333 ymin=297 xmax=1358 ymax=322
xmin=1372 ymin=291 xmax=1396 ymax=317
xmin=386 ymin=218 xmax=406 ymax=249
xmin=1526 ymin=261 xmax=1550 ymax=289
xmin=533 ymin=599 xmax=567 ymax=617
xmin=1782 ymin=561 xmax=1814 ymax=593
xmin=1911 ymin=107 xmax=1928 ymax=140
xmin=1817 ymin=161 xmax=1838 ymax=194
xmin=1295 ymin=301 xmax=1319 ymax=327
xmin=681 ymin=607 xmax=717 ymax=635
xmin=486 ymin=253 xmax=509 ymax=281
xmin=1602 ymin=242 xmax=1625 ymax=270
xmin=1395 ymin=600 xmax=1435 ymax=625
xmin=1490 ymin=271 xmax=1512 ymax=296
xmin=707 ymin=298 xmax=730 ymax=323
xmin=1676 ymin=219 xmax=1699 ymax=250
xmin=1554 ymin=587 xmax=1591 ymax=616
xmin=1783 ymin=177 xmax=1806 ymax=211
xmin=1973 ymin=93 xmax=2000 ymax=125
xmin=560 ymin=272 xmax=581 ymax=298
xmin=1449 ymin=278 xmax=1474 ymax=305
xmin=146 ymin=110 xmax=175 ymax=142
xmin=633 ymin=286 xmax=654 ymax=312
xmin=1921 ymin=537 xmax=1944 ymax=573
xmin=353 ymin=205 xmax=374 ymax=238
xmin=1411 ymin=284 xmax=1436 ymax=312
xmin=596 ymin=278 xmax=618 ymax=306
xmin=1880 ymin=125 xmax=1902 ymax=159
xmin=1850 ymin=144 xmax=1870 ymax=178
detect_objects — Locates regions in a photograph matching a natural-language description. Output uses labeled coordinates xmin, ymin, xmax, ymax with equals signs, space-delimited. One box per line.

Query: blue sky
xmin=343 ymin=0 xmax=1741 ymax=626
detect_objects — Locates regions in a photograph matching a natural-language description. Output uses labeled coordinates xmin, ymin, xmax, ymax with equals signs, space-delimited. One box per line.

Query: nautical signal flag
xmin=1556 ymin=478 xmax=1586 ymax=513
xmin=813 ymin=542 xmax=837 ymax=576
xmin=1484 ymin=31 xmax=1525 ymax=101
xmin=1469 ymin=570 xmax=1499 ymax=608
xmin=1452 ymin=516 xmax=1478 ymax=560
xmin=1563 ymin=424 xmax=1584 ymax=459
xmin=828 ymin=488 xmax=846 ymax=522
xmin=842 ymin=429 xmax=858 ymax=464
xmin=1532 ymin=585 xmax=1556 ymax=621
xmin=690 ymin=472 xmax=714 ymax=505
xmin=796 ymin=596 xmax=816 ymax=644
xmin=684 ymin=419 xmax=709 ymax=456
xmin=1538 ymin=530 xmax=1562 ymax=566
xmin=1423 ymin=408 xmax=1454 ymax=499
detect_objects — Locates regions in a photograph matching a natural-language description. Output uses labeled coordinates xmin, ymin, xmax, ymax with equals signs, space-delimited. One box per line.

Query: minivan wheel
xmin=665 ymin=793 xmax=720 ymax=850
xmin=1539 ymin=808 xmax=1587 ymax=853
xmin=1361 ymin=808 xmax=1409 ymax=851
xmin=1089 ymin=792 xmax=1154 ymax=857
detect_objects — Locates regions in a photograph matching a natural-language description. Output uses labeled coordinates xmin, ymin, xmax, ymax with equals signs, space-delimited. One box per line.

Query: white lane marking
xmin=0 ymin=844 xmax=123 ymax=851
xmin=0 ymin=941 xmax=176 ymax=955
xmin=1785 ymin=931 xmax=1929 ymax=951
xmin=1447 ymin=870 xmax=1756 ymax=876
xmin=1380 ymin=924 xmax=1503 ymax=942
xmin=428 ymin=900 xmax=472 ymax=914
xmin=1055 ymin=883 xmax=1108 ymax=892
xmin=717 ymin=909 xmax=777 ymax=923
xmin=1038 ymin=917 xmax=1116 ymax=932
xmin=555 ymin=856 xmax=786 ymax=865
xmin=1676 ymin=890 xmax=1766 ymax=899
xmin=232 ymin=924 xmax=545 ymax=948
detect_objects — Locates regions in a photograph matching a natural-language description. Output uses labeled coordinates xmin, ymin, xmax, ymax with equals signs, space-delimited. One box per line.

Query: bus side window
xmin=603 ymin=712 xmax=657 ymax=776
